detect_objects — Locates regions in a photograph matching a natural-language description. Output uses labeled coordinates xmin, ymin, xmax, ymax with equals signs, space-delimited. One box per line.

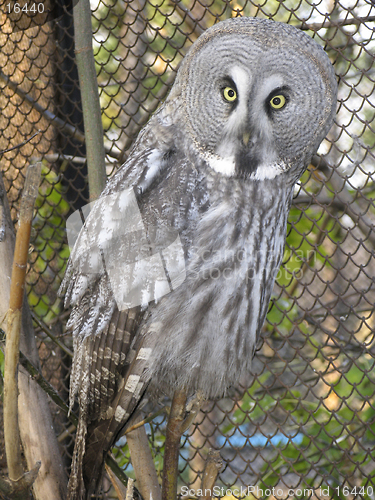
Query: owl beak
xmin=242 ymin=131 xmax=251 ymax=147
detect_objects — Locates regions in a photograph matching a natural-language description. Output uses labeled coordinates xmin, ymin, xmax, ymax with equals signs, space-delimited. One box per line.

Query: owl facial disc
xmin=171 ymin=17 xmax=337 ymax=182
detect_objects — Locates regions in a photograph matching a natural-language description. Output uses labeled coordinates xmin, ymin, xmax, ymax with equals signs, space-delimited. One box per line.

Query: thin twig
xmin=31 ymin=311 xmax=73 ymax=357
xmin=168 ymin=0 xmax=204 ymax=36
xmin=18 ymin=350 xmax=78 ymax=427
xmin=162 ymin=389 xmax=187 ymax=500
xmin=0 ymin=131 xmax=41 ymax=156
xmin=57 ymin=424 xmax=77 ymax=443
xmin=298 ymin=15 xmax=375 ymax=31
xmin=312 ymin=155 xmax=375 ymax=247
xmin=105 ymin=454 xmax=132 ymax=493
xmin=292 ymin=194 xmax=346 ymax=211
xmin=124 ymin=407 xmax=166 ymax=435
xmin=30 ymin=153 xmax=88 ymax=165
xmin=0 ymin=70 xmax=121 ymax=160
xmin=286 ymin=211 xmax=331 ymax=297
xmin=0 ymin=71 xmax=85 ymax=144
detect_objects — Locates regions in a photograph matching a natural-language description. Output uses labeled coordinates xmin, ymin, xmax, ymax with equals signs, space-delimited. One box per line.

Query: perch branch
xmin=4 ymin=162 xmax=41 ymax=482
xmin=162 ymin=389 xmax=187 ymax=500
xmin=124 ymin=407 xmax=166 ymax=434
xmin=18 ymin=350 xmax=78 ymax=426
xmin=31 ymin=311 xmax=73 ymax=357
xmin=126 ymin=415 xmax=162 ymax=500
xmin=200 ymin=450 xmax=222 ymax=500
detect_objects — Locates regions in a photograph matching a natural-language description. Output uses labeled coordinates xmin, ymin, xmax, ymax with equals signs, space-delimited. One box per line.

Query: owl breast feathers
xmin=60 ymin=16 xmax=337 ymax=499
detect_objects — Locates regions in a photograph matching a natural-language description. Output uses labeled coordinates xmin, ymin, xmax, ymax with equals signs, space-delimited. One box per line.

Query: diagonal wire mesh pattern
xmin=0 ymin=0 xmax=374 ymax=498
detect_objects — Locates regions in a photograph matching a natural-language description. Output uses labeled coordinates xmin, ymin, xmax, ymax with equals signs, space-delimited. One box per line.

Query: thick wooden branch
xmin=162 ymin=389 xmax=187 ymax=500
xmin=0 ymin=461 xmax=41 ymax=500
xmin=73 ymin=0 xmax=106 ymax=201
xmin=201 ymin=450 xmax=222 ymax=500
xmin=4 ymin=163 xmax=41 ymax=482
xmin=0 ymin=166 xmax=67 ymax=499
xmin=126 ymin=415 xmax=162 ymax=500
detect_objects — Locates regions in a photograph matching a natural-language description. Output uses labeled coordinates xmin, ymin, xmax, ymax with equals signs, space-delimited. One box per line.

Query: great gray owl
xmin=60 ymin=16 xmax=337 ymax=499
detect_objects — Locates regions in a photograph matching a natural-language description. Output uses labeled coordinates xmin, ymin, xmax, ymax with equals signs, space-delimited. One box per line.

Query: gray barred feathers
xmin=61 ymin=16 xmax=337 ymax=499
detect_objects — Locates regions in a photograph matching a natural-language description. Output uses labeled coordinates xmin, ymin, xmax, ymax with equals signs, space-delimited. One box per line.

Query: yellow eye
xmin=270 ymin=95 xmax=286 ymax=109
xmin=223 ymin=87 xmax=237 ymax=102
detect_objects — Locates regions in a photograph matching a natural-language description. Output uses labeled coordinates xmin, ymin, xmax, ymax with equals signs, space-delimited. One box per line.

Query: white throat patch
xmin=206 ymin=154 xmax=236 ymax=176
xmin=248 ymin=161 xmax=289 ymax=180
xmin=205 ymin=154 xmax=289 ymax=180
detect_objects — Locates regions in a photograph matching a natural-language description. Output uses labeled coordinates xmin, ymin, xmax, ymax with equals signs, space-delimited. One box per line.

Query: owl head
xmin=167 ymin=17 xmax=337 ymax=182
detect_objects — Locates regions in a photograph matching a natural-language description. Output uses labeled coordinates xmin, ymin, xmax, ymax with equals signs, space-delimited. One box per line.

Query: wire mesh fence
xmin=0 ymin=0 xmax=374 ymax=498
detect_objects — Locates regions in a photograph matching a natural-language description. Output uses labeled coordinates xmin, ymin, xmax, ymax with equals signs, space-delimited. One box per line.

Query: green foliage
xmin=28 ymin=163 xmax=70 ymax=322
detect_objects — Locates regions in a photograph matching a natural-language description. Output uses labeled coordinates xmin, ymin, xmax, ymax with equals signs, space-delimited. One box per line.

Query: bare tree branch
xmin=312 ymin=155 xmax=375 ymax=247
xmin=0 ymin=70 xmax=121 ymax=160
xmin=162 ymin=389 xmax=187 ymax=500
xmin=4 ymin=163 xmax=41 ymax=482
xmin=73 ymin=0 xmax=106 ymax=200
xmin=0 ymin=461 xmax=41 ymax=500
xmin=299 ymin=15 xmax=375 ymax=31
xmin=0 ymin=166 xmax=67 ymax=499
xmin=31 ymin=311 xmax=73 ymax=357
xmin=126 ymin=415 xmax=162 ymax=500
xmin=201 ymin=450 xmax=222 ymax=500
xmin=0 ymin=131 xmax=41 ymax=156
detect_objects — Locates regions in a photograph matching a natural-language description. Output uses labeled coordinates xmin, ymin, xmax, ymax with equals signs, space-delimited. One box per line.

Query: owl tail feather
xmin=67 ymin=416 xmax=88 ymax=500
xmin=82 ymin=379 xmax=149 ymax=497
xmin=67 ymin=409 xmax=128 ymax=500
xmin=68 ymin=335 xmax=150 ymax=499
xmin=83 ymin=414 xmax=124 ymax=498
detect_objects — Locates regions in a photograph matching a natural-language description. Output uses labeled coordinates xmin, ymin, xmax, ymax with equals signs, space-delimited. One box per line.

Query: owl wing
xmin=60 ymin=134 xmax=176 ymax=498
xmin=61 ymin=114 xmax=205 ymax=498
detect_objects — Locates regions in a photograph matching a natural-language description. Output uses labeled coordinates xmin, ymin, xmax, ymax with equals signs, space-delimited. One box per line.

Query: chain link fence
xmin=0 ymin=0 xmax=374 ymax=498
